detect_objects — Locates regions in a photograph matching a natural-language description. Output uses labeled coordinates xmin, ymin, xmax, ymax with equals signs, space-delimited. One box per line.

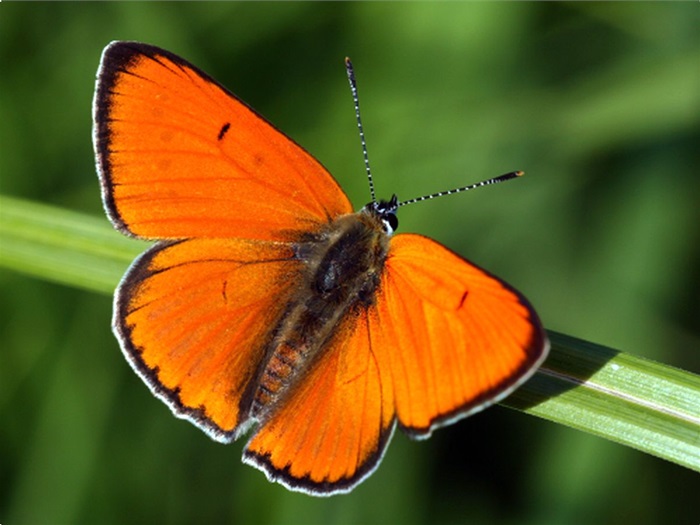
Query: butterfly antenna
xmin=345 ymin=57 xmax=376 ymax=204
xmin=398 ymin=171 xmax=524 ymax=207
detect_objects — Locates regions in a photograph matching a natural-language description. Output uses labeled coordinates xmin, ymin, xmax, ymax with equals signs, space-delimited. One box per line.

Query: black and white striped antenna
xmin=345 ymin=57 xmax=376 ymax=204
xmin=344 ymin=58 xmax=523 ymax=208
xmin=397 ymin=170 xmax=523 ymax=207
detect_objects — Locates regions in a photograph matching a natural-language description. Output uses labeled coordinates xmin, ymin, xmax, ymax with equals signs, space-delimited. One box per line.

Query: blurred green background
xmin=1 ymin=3 xmax=699 ymax=524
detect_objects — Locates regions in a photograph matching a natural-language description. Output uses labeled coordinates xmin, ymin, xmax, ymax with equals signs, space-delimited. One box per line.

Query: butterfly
xmin=92 ymin=41 xmax=549 ymax=496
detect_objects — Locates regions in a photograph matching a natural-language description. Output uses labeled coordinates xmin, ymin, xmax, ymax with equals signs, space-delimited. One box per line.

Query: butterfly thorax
xmin=249 ymin=206 xmax=393 ymax=419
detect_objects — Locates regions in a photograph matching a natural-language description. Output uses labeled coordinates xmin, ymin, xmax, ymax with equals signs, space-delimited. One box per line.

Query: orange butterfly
xmin=92 ymin=41 xmax=548 ymax=496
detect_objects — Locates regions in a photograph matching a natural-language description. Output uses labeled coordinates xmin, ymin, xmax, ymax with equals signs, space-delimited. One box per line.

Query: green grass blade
xmin=0 ymin=195 xmax=146 ymax=293
xmin=2 ymin=194 xmax=699 ymax=472
xmin=503 ymin=332 xmax=700 ymax=472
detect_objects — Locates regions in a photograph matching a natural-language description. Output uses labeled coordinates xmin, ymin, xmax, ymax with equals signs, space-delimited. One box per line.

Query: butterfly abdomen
xmin=249 ymin=210 xmax=390 ymax=418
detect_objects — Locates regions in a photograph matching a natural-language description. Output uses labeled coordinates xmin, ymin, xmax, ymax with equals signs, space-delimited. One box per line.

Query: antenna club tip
xmin=345 ymin=57 xmax=355 ymax=80
xmin=515 ymin=170 xmax=525 ymax=177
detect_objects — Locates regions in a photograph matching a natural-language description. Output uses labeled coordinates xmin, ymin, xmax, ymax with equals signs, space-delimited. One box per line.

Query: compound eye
xmin=383 ymin=213 xmax=398 ymax=234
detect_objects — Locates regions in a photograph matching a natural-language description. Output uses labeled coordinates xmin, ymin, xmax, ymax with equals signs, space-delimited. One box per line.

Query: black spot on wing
xmin=218 ymin=122 xmax=231 ymax=141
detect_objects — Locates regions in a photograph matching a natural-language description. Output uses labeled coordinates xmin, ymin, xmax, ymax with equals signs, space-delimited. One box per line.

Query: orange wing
xmin=115 ymin=237 xmax=302 ymax=442
xmin=93 ymin=41 xmax=352 ymax=241
xmin=243 ymin=308 xmax=396 ymax=495
xmin=375 ymin=233 xmax=548 ymax=438
xmin=241 ymin=234 xmax=547 ymax=495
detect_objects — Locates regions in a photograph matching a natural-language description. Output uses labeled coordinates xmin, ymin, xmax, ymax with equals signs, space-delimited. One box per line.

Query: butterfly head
xmin=365 ymin=195 xmax=399 ymax=235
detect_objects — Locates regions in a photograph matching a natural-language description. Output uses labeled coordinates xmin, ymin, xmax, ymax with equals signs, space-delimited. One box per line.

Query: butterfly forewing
xmin=93 ymin=41 xmax=353 ymax=242
xmin=378 ymin=234 xmax=548 ymax=436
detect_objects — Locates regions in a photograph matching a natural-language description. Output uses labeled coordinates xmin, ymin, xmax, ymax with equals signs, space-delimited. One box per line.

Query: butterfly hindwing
xmin=243 ymin=308 xmax=396 ymax=495
xmin=115 ymin=237 xmax=302 ymax=442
